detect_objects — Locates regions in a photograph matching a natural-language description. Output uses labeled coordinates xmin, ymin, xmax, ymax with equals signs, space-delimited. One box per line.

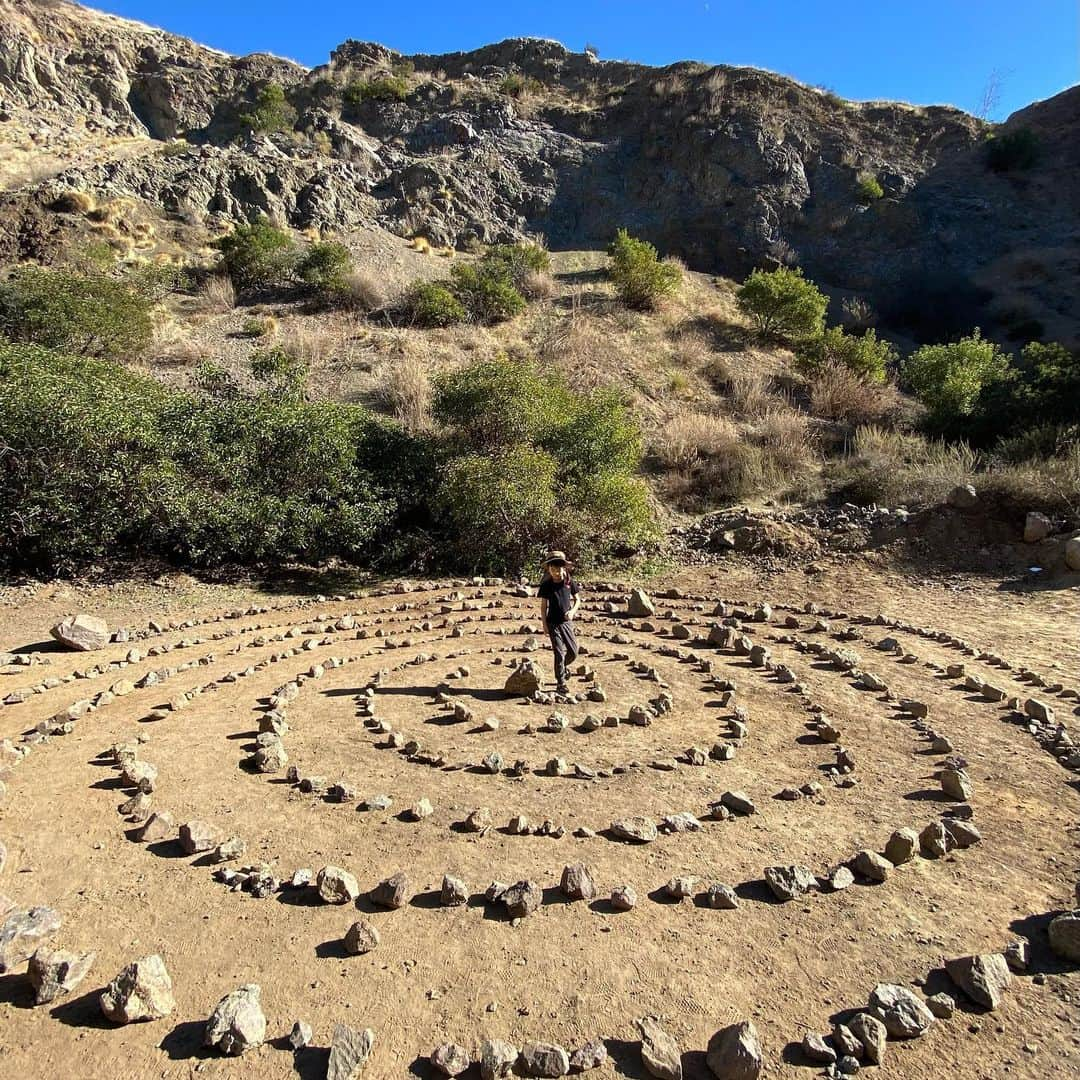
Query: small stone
xmin=317 ymin=866 xmax=361 ymax=904
xmin=828 ymin=866 xmax=855 ymax=891
xmin=441 ymin=874 xmax=470 ymax=906
xmin=837 ymin=1055 xmax=860 ymax=1075
xmin=941 ymin=766 xmax=973 ymax=801
xmin=706 ymin=883 xmax=739 ymax=909
xmin=943 ymin=818 xmax=982 ymax=849
xmin=503 ymin=880 xmax=542 ymax=918
xmin=27 ymin=947 xmax=95 ymax=1005
xmin=848 ymin=1013 xmax=886 ymax=1065
xmin=868 ymin=983 xmax=935 ymax=1037
xmin=925 ymin=993 xmax=955 ymax=1019
xmin=560 ymin=863 xmax=597 ymax=901
xmin=611 ymin=885 xmax=637 ymax=911
xmin=289 ymin=1019 xmax=313 ymax=1049
xmin=764 ymin=865 xmax=817 ymax=902
xmin=204 ymin=983 xmax=266 ymax=1055
xmin=705 ymin=1019 xmax=762 ymax=1079
xmin=51 ymin=614 xmax=110 ymax=651
xmin=0 ymin=906 xmax=62 ymax=973
xmin=464 ymin=807 xmax=493 ymax=832
xmin=343 ymin=921 xmax=380 ymax=955
xmin=945 ymin=953 xmax=1012 ymax=1009
xmin=371 ymin=871 xmax=411 ymax=909
xmin=853 ymin=850 xmax=891 ymax=882
xmin=884 ymin=828 xmax=919 ymax=865
xmin=637 ymin=1016 xmax=682 ymax=1080
xmin=327 ymin=1023 xmax=375 ymax=1080
xmin=211 ymin=837 xmax=246 ymax=864
xmin=611 ymin=817 xmax=658 ymax=843
xmin=664 ymin=877 xmax=697 ymax=900
xmin=801 ymin=1033 xmax=835 ymax=1063
xmin=406 ymin=797 xmax=433 ymax=819
xmin=99 ymin=954 xmax=175 ymax=1023
xmin=521 ymin=1042 xmax=570 ymax=1077
xmin=569 ymin=1040 xmax=607 ymax=1071
xmin=919 ymin=821 xmax=952 ymax=858
xmin=1049 ymin=910 xmax=1080 ymax=961
xmin=432 ymin=1042 xmax=471 ymax=1076
xmin=179 ymin=820 xmax=220 ymax=855
xmin=480 ymin=1038 xmax=519 ymax=1079
xmin=832 ymin=1024 xmax=862 ymax=1058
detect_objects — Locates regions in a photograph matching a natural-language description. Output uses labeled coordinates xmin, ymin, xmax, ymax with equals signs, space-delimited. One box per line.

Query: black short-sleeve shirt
xmin=538 ymin=575 xmax=580 ymax=626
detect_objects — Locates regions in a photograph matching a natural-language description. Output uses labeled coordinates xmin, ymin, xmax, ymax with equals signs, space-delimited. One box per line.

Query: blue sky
xmin=92 ymin=0 xmax=1076 ymax=119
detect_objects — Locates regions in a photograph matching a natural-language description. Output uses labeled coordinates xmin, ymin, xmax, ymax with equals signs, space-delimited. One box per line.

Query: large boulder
xmin=51 ymin=614 xmax=110 ymax=651
xmin=627 ymin=588 xmax=656 ymax=617
xmin=99 ymin=954 xmax=175 ymax=1023
xmin=504 ymin=658 xmax=544 ymax=696
xmin=204 ymin=983 xmax=267 ymax=1055
xmin=705 ymin=1020 xmax=762 ymax=1079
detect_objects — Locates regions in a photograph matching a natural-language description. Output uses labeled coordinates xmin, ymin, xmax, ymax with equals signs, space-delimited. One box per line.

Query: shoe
xmin=556 ymin=683 xmax=569 ymax=694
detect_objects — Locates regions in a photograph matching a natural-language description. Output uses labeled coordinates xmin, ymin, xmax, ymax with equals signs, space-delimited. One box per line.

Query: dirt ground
xmin=1 ymin=556 xmax=1078 ymax=1080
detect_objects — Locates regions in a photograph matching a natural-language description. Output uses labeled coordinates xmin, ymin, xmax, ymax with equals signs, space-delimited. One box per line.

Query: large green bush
xmin=214 ymin=219 xmax=298 ymax=292
xmin=344 ymin=75 xmax=409 ymax=107
xmin=296 ymin=241 xmax=353 ymax=300
xmin=0 ymin=266 xmax=154 ymax=359
xmin=736 ymin=266 xmax=828 ymax=340
xmin=239 ymin=83 xmax=297 ymax=133
xmin=607 ymin=228 xmax=681 ymax=310
xmin=407 ymin=282 xmax=467 ymax=327
xmin=795 ymin=326 xmax=897 ymax=384
xmin=902 ymin=329 xmax=1010 ymax=423
xmin=449 ymin=261 xmax=526 ymax=323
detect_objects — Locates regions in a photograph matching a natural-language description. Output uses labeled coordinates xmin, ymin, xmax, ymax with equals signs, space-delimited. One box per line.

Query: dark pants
xmin=547 ymin=620 xmax=579 ymax=687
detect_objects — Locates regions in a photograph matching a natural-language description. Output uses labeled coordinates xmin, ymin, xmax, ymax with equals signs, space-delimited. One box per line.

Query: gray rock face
xmin=764 ymin=865 xmax=818 ymax=901
xmin=51 ymin=614 xmax=110 ymax=651
xmin=27 ymin=946 xmax=95 ymax=1004
xmin=1049 ymin=910 xmax=1080 ymax=962
xmin=204 ymin=983 xmax=267 ymax=1055
xmin=705 ymin=1020 xmax=762 ymax=1079
xmin=868 ymin=983 xmax=934 ymax=1038
xmin=99 ymin=954 xmax=175 ymax=1023
xmin=637 ymin=1016 xmax=682 ymax=1080
xmin=0 ymin=905 xmax=62 ymax=973
xmin=432 ymin=1042 xmax=471 ymax=1076
xmin=520 ymin=1042 xmax=570 ymax=1077
xmin=318 ymin=865 xmax=360 ymax=904
xmin=344 ymin=920 xmax=380 ymax=955
xmin=480 ymin=1038 xmax=520 ymax=1079
xmin=328 ymin=1023 xmax=375 ymax=1080
xmin=945 ymin=953 xmax=1012 ymax=1009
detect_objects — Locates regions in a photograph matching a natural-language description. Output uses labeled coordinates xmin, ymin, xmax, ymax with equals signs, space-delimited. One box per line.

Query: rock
xmin=837 ymin=1055 xmax=860 ymax=1075
xmin=0 ymin=906 xmax=62 ymax=973
xmin=720 ymin=790 xmax=756 ymax=816
xmin=627 ymin=588 xmax=656 ymax=617
xmin=441 ymin=874 xmax=470 ymax=906
xmin=943 ymin=818 xmax=982 ymax=849
xmin=464 ymin=807 xmax=492 ymax=832
xmin=179 ymin=820 xmax=220 ymax=855
xmin=764 ymin=865 xmax=817 ymax=901
xmin=1066 ymin=536 xmax=1080 ymax=571
xmin=27 ymin=946 xmax=95 ymax=1004
xmin=664 ymin=877 xmax=697 ymax=900
xmin=832 ymin=1024 xmax=862 ymax=1058
xmin=432 ymin=1042 xmax=471 ymax=1076
xmin=919 ymin=821 xmax=952 ymax=858
xmin=884 ymin=828 xmax=919 ymax=865
xmin=853 ymin=850 xmax=891 ymax=882
xmin=327 ymin=1023 xmax=375 ymax=1080
xmin=560 ymin=863 xmax=596 ymax=901
xmin=925 ymin=992 xmax=955 ymax=1019
xmin=1024 ymin=697 xmax=1055 ymax=724
xmin=51 ymin=614 xmax=110 ymax=651
xmin=211 ymin=836 xmax=246 ymax=863
xmin=848 ymin=1014 xmax=886 ymax=1065
xmin=705 ymin=1020 xmax=762 ymax=1079
xmin=253 ymin=741 xmax=288 ymax=772
xmin=570 ymin=1040 xmax=608 ymax=1071
xmin=827 ymin=866 xmax=855 ymax=891
xmin=289 ymin=1019 xmax=313 ymax=1049
xmin=100 ymin=954 xmax=175 ymax=1023
xmin=868 ymin=983 xmax=934 ymax=1038
xmin=343 ymin=920 xmax=380 ymax=955
xmin=945 ymin=953 xmax=1012 ymax=1009
xmin=748 ymin=644 xmax=770 ymax=667
xmin=204 ymin=983 xmax=266 ymax=1056
xmin=611 ymin=885 xmax=637 ymax=911
xmin=371 ymin=871 xmax=411 ymax=909
xmin=611 ymin=817 xmax=658 ymax=843
xmin=941 ymin=766 xmax=973 ymax=801
xmin=407 ymin=797 xmax=433 ymax=820
xmin=947 ymin=485 xmax=978 ymax=509
xmin=521 ymin=1042 xmax=570 ymax=1077
xmin=1024 ymin=511 xmax=1053 ymax=543
xmin=480 ymin=1038 xmax=520 ymax=1079
xmin=637 ymin=1016 xmax=682 ymax=1080
xmin=317 ymin=865 xmax=360 ymax=904
xmin=504 ymin=659 xmax=544 ymax=696
xmin=1049 ymin=911 xmax=1080 ymax=961
xmin=503 ymin=880 xmax=542 ymax=918
xmin=801 ymin=1033 xmax=835 ymax=1063
xmin=135 ymin=811 xmax=174 ymax=843
xmin=706 ymin=883 xmax=739 ymax=909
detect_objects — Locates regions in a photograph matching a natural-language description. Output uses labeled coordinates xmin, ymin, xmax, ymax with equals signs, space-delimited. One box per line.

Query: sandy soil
xmin=1 ymin=559 xmax=1078 ymax=1080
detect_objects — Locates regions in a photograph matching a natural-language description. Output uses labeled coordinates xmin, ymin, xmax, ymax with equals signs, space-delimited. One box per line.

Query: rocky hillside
xmin=0 ymin=0 xmax=1077 ymax=345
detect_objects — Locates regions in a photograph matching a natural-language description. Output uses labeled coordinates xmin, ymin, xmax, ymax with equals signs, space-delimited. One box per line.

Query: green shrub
xmin=214 ymin=219 xmax=298 ymax=292
xmin=449 ymin=261 xmax=526 ymax=323
xmin=407 ymin=282 xmax=466 ymax=327
xmin=902 ymin=329 xmax=1010 ymax=423
xmin=499 ymin=73 xmax=544 ymax=98
xmin=985 ymin=127 xmax=1039 ymax=172
xmin=344 ymin=75 xmax=409 ymax=107
xmin=736 ymin=265 xmax=828 ymax=340
xmin=607 ymin=228 xmax=681 ymax=310
xmin=239 ymin=82 xmax=297 ymax=133
xmin=795 ymin=326 xmax=896 ymax=384
xmin=250 ymin=347 xmax=309 ymax=401
xmin=296 ymin=241 xmax=353 ymax=298
xmin=484 ymin=242 xmax=551 ymax=284
xmin=0 ymin=266 xmax=153 ymax=359
xmin=855 ymin=172 xmax=884 ymax=203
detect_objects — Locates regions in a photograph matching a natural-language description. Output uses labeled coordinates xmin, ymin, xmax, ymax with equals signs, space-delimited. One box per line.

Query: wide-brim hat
xmin=542 ymin=550 xmax=573 ymax=568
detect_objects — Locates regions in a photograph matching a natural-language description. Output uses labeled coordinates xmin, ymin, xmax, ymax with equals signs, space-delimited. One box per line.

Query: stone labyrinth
xmin=2 ymin=579 xmax=1080 ymax=1078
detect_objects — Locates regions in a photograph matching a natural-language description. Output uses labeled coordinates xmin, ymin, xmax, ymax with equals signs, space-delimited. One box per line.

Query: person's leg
xmin=549 ymin=625 xmax=568 ymax=688
xmin=561 ymin=622 xmax=579 ymax=671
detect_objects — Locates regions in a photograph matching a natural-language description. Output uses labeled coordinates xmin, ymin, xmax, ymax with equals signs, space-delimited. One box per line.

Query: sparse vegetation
xmin=295 ymin=241 xmax=353 ymax=300
xmin=607 ymin=229 xmax=682 ymax=310
xmin=344 ymin=75 xmax=409 ymax=106
xmin=985 ymin=127 xmax=1039 ymax=172
xmin=736 ymin=266 xmax=828 ymax=341
xmin=499 ymin=73 xmax=544 ymax=98
xmin=448 ymin=261 xmax=526 ymax=323
xmin=855 ymin=172 xmax=884 ymax=203
xmin=238 ymin=82 xmax=297 ymax=134
xmin=407 ymin=282 xmax=467 ymax=327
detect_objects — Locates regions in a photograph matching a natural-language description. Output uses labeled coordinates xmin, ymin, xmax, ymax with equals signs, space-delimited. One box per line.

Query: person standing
xmin=537 ymin=550 xmax=581 ymax=693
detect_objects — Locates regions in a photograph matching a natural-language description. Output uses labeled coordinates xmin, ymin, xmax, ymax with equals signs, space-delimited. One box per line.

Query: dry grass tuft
xmin=808 ymin=363 xmax=900 ymax=425
xmin=338 ymin=269 xmax=389 ymax=314
xmin=198 ymin=274 xmax=236 ymax=313
xmin=519 ymin=270 xmax=556 ymax=300
xmin=378 ymin=354 xmax=433 ymax=432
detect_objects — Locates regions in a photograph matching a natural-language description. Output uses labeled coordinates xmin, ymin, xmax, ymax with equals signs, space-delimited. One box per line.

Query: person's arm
xmin=567 ymin=583 xmax=581 ymax=621
xmin=540 ymin=596 xmax=549 ymax=627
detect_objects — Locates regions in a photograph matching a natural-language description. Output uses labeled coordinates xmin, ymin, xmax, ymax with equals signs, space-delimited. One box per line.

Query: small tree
xmin=736 ymin=266 xmax=828 ymax=340
xmin=607 ymin=228 xmax=681 ymax=310
xmin=902 ymin=329 xmax=1010 ymax=421
xmin=239 ymin=82 xmax=297 ymax=133
xmin=795 ymin=326 xmax=896 ymax=384
xmin=214 ymin=219 xmax=298 ymax=292
xmin=0 ymin=266 xmax=153 ymax=359
xmin=296 ymin=241 xmax=353 ymax=299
